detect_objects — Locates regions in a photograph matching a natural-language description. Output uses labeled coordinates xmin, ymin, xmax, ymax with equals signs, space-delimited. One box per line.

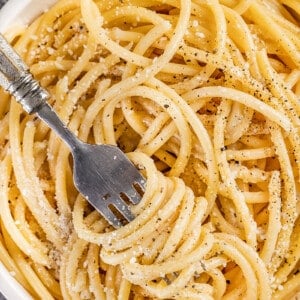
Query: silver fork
xmin=0 ymin=33 xmax=145 ymax=228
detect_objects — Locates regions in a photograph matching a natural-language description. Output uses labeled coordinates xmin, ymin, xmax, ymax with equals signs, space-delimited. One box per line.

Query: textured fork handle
xmin=0 ymin=33 xmax=79 ymax=149
xmin=6 ymin=73 xmax=49 ymax=114
xmin=0 ymin=33 xmax=46 ymax=113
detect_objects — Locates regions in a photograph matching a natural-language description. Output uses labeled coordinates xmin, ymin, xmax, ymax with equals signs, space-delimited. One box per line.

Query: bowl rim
xmin=0 ymin=262 xmax=32 ymax=300
xmin=0 ymin=0 xmax=57 ymax=32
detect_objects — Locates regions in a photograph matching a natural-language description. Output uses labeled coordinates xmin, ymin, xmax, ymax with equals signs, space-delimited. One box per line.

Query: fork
xmin=0 ymin=33 xmax=146 ymax=228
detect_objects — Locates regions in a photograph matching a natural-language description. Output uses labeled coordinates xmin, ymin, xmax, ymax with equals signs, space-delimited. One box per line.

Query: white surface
xmin=0 ymin=262 xmax=32 ymax=300
xmin=0 ymin=2 xmax=57 ymax=299
xmin=0 ymin=0 xmax=57 ymax=32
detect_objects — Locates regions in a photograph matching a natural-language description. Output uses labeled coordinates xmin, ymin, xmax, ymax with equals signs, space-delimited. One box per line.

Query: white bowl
xmin=0 ymin=2 xmax=57 ymax=298
xmin=0 ymin=262 xmax=32 ymax=300
xmin=0 ymin=0 xmax=56 ymax=33
xmin=0 ymin=1 xmax=299 ymax=300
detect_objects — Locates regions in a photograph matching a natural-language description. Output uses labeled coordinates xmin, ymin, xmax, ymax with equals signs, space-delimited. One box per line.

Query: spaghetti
xmin=0 ymin=0 xmax=299 ymax=299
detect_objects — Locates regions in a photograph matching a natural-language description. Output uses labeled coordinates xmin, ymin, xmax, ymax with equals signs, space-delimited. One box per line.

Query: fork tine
xmin=123 ymin=187 xmax=143 ymax=205
xmin=112 ymin=197 xmax=135 ymax=222
xmin=96 ymin=204 xmax=123 ymax=228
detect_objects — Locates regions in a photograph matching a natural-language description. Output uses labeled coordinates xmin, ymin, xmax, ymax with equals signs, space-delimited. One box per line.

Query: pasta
xmin=0 ymin=0 xmax=299 ymax=299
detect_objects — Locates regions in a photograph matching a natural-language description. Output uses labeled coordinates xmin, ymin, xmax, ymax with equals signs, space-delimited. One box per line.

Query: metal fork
xmin=0 ymin=33 xmax=146 ymax=228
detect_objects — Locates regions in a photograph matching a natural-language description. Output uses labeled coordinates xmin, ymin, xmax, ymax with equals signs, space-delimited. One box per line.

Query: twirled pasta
xmin=0 ymin=0 xmax=299 ymax=299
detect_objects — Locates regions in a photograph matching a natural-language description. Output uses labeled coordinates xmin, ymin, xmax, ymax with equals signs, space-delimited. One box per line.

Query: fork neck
xmin=36 ymin=102 xmax=80 ymax=151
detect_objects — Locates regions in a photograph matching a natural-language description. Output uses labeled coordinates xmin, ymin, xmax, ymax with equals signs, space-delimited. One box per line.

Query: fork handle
xmin=0 ymin=33 xmax=46 ymax=114
xmin=0 ymin=34 xmax=79 ymax=150
xmin=8 ymin=73 xmax=80 ymax=150
xmin=6 ymin=72 xmax=49 ymax=114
